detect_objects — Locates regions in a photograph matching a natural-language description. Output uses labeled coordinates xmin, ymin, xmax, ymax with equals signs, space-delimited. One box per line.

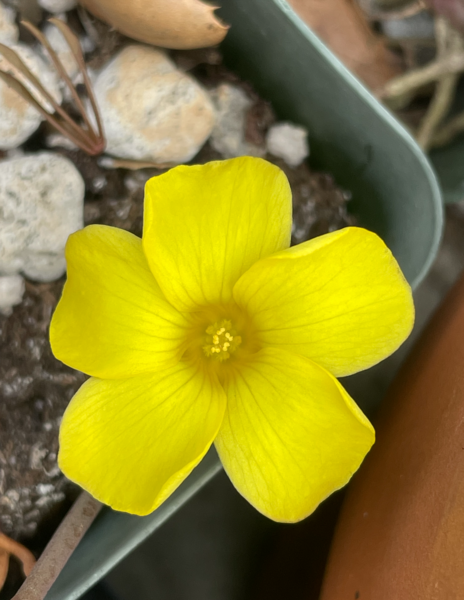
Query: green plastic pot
xmin=44 ymin=1 xmax=442 ymax=598
xmin=430 ymin=139 xmax=464 ymax=204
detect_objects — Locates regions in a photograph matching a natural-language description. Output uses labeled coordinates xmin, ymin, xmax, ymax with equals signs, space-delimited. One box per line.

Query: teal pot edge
xmin=280 ymin=0 xmax=443 ymax=289
xmin=278 ymin=0 xmax=443 ymax=290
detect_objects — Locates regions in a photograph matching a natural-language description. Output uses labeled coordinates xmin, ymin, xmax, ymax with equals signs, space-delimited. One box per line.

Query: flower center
xmin=202 ymin=319 xmax=242 ymax=362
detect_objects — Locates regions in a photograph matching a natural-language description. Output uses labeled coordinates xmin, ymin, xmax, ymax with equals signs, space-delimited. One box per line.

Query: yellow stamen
xmin=202 ymin=319 xmax=242 ymax=361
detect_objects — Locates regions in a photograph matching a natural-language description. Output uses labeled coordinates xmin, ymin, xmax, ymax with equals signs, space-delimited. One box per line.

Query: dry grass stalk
xmin=0 ymin=19 xmax=105 ymax=156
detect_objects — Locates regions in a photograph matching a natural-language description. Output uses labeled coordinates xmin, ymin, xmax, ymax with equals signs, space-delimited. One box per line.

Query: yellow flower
xmin=50 ymin=157 xmax=414 ymax=522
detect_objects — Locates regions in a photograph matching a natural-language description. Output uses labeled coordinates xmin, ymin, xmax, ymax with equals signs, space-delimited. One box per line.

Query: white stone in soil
xmin=37 ymin=0 xmax=77 ymax=13
xmin=93 ymin=45 xmax=216 ymax=164
xmin=0 ymin=153 xmax=84 ymax=282
xmin=0 ymin=274 xmax=25 ymax=316
xmin=209 ymin=83 xmax=264 ymax=158
xmin=0 ymin=3 xmax=18 ymax=45
xmin=0 ymin=43 xmax=62 ymax=150
xmin=266 ymin=122 xmax=309 ymax=168
xmin=42 ymin=21 xmax=79 ymax=81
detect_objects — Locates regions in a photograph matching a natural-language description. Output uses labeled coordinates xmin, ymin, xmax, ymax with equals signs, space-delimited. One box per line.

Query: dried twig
xmin=416 ymin=17 xmax=464 ymax=149
xmin=0 ymin=532 xmax=36 ymax=593
xmin=12 ymin=491 xmax=102 ymax=600
xmin=377 ymin=50 xmax=464 ymax=103
xmin=0 ymin=19 xmax=105 ymax=155
xmin=359 ymin=0 xmax=428 ymax=21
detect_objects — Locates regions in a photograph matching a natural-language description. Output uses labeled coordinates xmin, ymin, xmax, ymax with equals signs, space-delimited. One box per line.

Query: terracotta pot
xmin=320 ymin=270 xmax=464 ymax=600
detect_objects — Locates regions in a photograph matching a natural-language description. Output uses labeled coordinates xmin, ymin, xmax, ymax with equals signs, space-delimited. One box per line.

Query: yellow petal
xmin=234 ymin=227 xmax=414 ymax=377
xmin=215 ymin=348 xmax=375 ymax=523
xmin=50 ymin=225 xmax=190 ymax=379
xmin=59 ymin=360 xmax=226 ymax=515
xmin=143 ymin=157 xmax=292 ymax=312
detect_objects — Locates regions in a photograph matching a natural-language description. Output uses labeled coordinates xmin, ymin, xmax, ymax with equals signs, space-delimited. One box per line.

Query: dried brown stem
xmin=21 ymin=20 xmax=96 ymax=139
xmin=0 ymin=19 xmax=105 ymax=155
xmin=50 ymin=18 xmax=105 ymax=144
xmin=0 ymin=70 xmax=95 ymax=153
xmin=12 ymin=492 xmax=102 ymax=600
xmin=416 ymin=17 xmax=464 ymax=149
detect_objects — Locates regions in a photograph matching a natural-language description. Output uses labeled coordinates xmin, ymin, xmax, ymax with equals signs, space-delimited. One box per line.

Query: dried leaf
xmin=77 ymin=0 xmax=228 ymax=49
xmin=288 ymin=0 xmax=403 ymax=89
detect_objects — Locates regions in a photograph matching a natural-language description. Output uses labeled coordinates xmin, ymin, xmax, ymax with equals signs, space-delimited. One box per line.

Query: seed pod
xmin=77 ymin=0 xmax=228 ymax=49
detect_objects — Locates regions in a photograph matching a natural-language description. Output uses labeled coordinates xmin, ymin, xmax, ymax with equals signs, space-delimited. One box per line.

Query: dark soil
xmin=0 ymin=9 xmax=354 ymax=596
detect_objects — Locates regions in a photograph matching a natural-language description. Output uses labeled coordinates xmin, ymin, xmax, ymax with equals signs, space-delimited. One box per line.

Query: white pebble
xmin=45 ymin=131 xmax=78 ymax=151
xmin=38 ymin=0 xmax=77 ymax=13
xmin=209 ymin=83 xmax=263 ymax=158
xmin=93 ymin=45 xmax=216 ymax=164
xmin=0 ymin=274 xmax=25 ymax=315
xmin=0 ymin=4 xmax=18 ymax=45
xmin=266 ymin=122 xmax=309 ymax=168
xmin=36 ymin=483 xmax=55 ymax=495
xmin=0 ymin=43 xmax=62 ymax=150
xmin=0 ymin=153 xmax=84 ymax=282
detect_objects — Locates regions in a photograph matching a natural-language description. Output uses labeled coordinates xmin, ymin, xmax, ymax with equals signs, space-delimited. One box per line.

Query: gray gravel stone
xmin=0 ymin=153 xmax=84 ymax=282
xmin=209 ymin=83 xmax=263 ymax=158
xmin=0 ymin=273 xmax=24 ymax=315
xmin=266 ymin=122 xmax=309 ymax=168
xmin=93 ymin=44 xmax=216 ymax=164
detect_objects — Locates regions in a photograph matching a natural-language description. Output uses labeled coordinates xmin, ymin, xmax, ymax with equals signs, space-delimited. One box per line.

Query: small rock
xmin=0 ymin=3 xmax=18 ymax=45
xmin=42 ymin=21 xmax=79 ymax=81
xmin=266 ymin=122 xmax=309 ymax=168
xmin=30 ymin=443 xmax=48 ymax=470
xmin=0 ymin=43 xmax=62 ymax=150
xmin=36 ymin=483 xmax=55 ymax=495
xmin=209 ymin=83 xmax=264 ymax=158
xmin=0 ymin=153 xmax=84 ymax=282
xmin=0 ymin=274 xmax=25 ymax=315
xmin=38 ymin=0 xmax=77 ymax=12
xmin=93 ymin=45 xmax=215 ymax=164
xmin=45 ymin=131 xmax=79 ymax=151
